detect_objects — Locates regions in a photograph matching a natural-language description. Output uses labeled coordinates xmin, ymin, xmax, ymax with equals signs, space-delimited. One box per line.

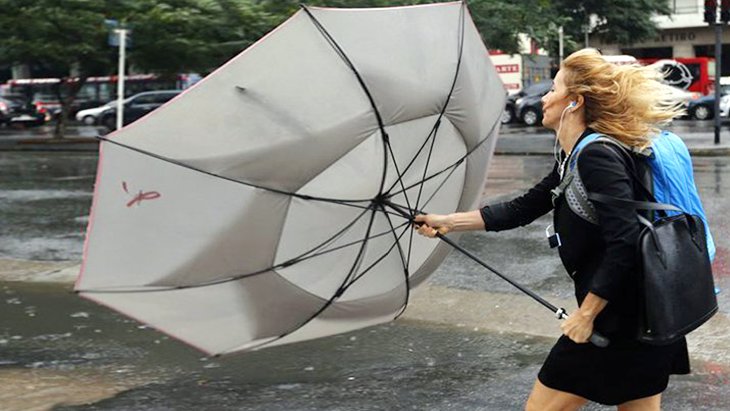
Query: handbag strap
xmin=587 ymin=192 xmax=683 ymax=213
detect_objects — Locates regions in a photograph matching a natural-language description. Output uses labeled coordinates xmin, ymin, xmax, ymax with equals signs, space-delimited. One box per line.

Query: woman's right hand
xmin=413 ymin=214 xmax=454 ymax=238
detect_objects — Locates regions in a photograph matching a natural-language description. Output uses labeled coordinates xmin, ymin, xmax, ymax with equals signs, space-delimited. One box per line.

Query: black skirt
xmin=537 ymin=335 xmax=690 ymax=405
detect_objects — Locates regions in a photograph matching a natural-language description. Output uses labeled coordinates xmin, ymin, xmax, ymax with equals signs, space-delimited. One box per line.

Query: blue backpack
xmin=561 ymin=131 xmax=715 ymax=261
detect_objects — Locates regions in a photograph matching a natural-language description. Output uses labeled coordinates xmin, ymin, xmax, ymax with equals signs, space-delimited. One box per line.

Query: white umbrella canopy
xmin=76 ymin=1 xmax=505 ymax=356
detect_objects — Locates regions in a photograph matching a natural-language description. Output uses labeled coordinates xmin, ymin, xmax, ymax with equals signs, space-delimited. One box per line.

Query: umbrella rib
xmin=383 ymin=119 xmax=441 ymax=196
xmin=384 ymin=2 xmax=466 ymax=200
xmin=96 ymin=136 xmax=405 ymax=218
xmin=249 ymin=204 xmax=382 ymax=351
xmin=226 ymin=217 xmax=409 ymax=354
xmin=376 ymin=203 xmax=411 ymax=319
xmin=389 ymin=116 xmax=499 ymax=199
xmin=300 ymin=5 xmax=391 ymax=195
xmin=413 ymin=3 xmax=466 ymax=214
xmin=419 ymin=161 xmax=463 ymax=211
xmin=340 ymin=221 xmax=409 ymax=299
xmin=295 ymin=220 xmax=410 ymax=267
xmin=383 ymin=139 xmax=415 ymax=222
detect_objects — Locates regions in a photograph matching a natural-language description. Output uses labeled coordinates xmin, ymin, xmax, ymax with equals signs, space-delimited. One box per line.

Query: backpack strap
xmin=554 ymin=133 xmax=656 ymax=225
xmin=582 ymin=137 xmax=679 ymax=219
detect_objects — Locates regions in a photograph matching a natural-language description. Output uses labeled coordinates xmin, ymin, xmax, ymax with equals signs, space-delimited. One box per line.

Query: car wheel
xmin=522 ymin=107 xmax=539 ymax=126
xmin=501 ymin=108 xmax=514 ymax=124
xmin=692 ymin=105 xmax=713 ymax=120
xmin=82 ymin=115 xmax=96 ymax=125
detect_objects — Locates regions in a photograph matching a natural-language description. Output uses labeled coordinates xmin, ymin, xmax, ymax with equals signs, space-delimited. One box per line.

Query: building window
xmin=669 ymin=0 xmax=698 ymax=14
xmin=621 ymin=47 xmax=674 ymax=59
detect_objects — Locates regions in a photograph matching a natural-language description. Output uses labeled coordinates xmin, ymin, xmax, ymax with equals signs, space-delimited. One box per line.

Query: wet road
xmin=2 ymin=282 xmax=729 ymax=411
xmin=0 ymin=152 xmax=95 ymax=261
xmin=1 ymin=147 xmax=730 ymax=410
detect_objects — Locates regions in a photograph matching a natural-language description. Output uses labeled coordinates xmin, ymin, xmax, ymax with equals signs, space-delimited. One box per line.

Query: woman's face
xmin=541 ymin=69 xmax=573 ymax=130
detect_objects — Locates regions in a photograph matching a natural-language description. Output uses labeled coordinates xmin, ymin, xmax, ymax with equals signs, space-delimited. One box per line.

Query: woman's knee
xmin=525 ymin=380 xmax=587 ymax=411
xmin=617 ymin=393 xmax=661 ymax=411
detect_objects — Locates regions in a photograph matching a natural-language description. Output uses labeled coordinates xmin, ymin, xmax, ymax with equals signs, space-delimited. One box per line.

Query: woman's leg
xmin=525 ymin=379 xmax=588 ymax=411
xmin=616 ymin=394 xmax=661 ymax=411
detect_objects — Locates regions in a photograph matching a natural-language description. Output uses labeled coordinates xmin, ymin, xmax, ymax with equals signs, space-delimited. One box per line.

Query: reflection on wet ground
xmin=0 ymin=152 xmax=97 ymax=261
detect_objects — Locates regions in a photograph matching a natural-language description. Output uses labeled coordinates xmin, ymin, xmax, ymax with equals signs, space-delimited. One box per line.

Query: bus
xmin=639 ymin=57 xmax=715 ymax=96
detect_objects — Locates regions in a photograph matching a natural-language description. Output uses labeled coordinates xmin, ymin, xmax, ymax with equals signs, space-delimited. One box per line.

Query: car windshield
xmin=522 ymin=81 xmax=551 ymax=96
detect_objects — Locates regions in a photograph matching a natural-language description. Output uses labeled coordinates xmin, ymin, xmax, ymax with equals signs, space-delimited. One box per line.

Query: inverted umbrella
xmin=76 ymin=1 xmax=505 ymax=356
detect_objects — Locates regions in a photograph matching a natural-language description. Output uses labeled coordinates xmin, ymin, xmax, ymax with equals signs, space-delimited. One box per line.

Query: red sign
xmin=495 ymin=64 xmax=519 ymax=74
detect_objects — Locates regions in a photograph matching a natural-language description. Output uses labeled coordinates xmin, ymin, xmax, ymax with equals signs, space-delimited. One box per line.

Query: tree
xmin=255 ymin=0 xmax=550 ymax=54
xmin=0 ymin=0 xmax=116 ymax=137
xmin=550 ymin=0 xmax=672 ymax=55
xmin=0 ymin=0 xmax=270 ymax=138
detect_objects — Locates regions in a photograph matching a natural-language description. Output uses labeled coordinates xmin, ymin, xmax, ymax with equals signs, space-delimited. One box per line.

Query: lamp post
xmin=558 ymin=26 xmax=564 ymax=64
xmin=115 ymin=28 xmax=127 ymax=131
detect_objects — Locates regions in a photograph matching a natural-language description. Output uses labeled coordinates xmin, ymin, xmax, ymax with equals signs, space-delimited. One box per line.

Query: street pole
xmin=115 ymin=28 xmax=127 ymax=131
xmin=714 ymin=22 xmax=722 ymax=145
xmin=558 ymin=26 xmax=564 ymax=64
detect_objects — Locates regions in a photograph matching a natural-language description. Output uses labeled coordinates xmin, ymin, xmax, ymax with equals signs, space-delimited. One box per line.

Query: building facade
xmin=595 ymin=0 xmax=730 ymax=76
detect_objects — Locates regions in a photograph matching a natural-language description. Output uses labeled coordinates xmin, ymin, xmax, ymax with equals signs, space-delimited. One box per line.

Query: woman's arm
xmin=561 ymin=292 xmax=608 ymax=343
xmin=414 ymin=210 xmax=484 ymax=237
xmin=415 ymin=164 xmax=561 ymax=237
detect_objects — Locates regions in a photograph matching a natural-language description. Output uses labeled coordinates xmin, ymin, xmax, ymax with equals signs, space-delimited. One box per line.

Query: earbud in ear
xmin=568 ymin=101 xmax=577 ymax=108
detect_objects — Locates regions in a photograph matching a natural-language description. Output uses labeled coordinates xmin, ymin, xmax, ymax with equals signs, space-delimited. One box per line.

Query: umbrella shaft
xmin=382 ymin=199 xmax=559 ymax=313
xmin=435 ymin=233 xmax=560 ymax=314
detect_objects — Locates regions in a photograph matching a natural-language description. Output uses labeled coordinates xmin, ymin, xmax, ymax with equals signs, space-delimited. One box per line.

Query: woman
xmin=414 ymin=48 xmax=689 ymax=410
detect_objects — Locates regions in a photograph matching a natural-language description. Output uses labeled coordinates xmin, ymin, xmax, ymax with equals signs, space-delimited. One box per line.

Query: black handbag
xmin=589 ymin=176 xmax=718 ymax=346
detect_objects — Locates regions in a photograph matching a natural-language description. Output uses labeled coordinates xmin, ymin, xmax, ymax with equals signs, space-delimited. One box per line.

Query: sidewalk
xmin=496 ymin=124 xmax=730 ymax=156
xmin=0 ymin=124 xmax=102 ymax=151
xmin=2 ymin=122 xmax=730 ymax=155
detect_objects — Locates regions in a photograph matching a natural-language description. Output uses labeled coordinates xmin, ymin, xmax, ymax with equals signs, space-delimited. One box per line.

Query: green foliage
xmin=123 ymin=0 xmax=273 ymax=75
xmin=0 ymin=0 xmax=672 ymax=79
xmin=551 ymin=0 xmax=671 ymax=55
xmin=0 ymin=0 xmax=113 ymax=77
xmin=0 ymin=0 xmax=272 ymax=79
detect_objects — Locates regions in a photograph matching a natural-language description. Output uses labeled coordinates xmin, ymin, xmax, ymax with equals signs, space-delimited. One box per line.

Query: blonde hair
xmin=561 ymin=48 xmax=686 ymax=148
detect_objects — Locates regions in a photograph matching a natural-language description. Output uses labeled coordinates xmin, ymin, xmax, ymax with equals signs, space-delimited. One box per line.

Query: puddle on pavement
xmin=0 ymin=152 xmax=97 ymax=261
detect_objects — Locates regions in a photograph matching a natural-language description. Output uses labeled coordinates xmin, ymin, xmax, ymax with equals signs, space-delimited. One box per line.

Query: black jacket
xmin=480 ymin=130 xmax=649 ymax=336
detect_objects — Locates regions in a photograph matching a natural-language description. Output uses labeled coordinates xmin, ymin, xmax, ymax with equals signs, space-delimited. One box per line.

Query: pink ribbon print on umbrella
xmin=122 ymin=181 xmax=161 ymax=207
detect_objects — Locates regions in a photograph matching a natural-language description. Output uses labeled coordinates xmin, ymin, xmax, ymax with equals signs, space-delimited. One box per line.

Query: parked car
xmin=100 ymin=90 xmax=182 ymax=130
xmin=0 ymin=96 xmax=46 ymax=126
xmin=720 ymin=94 xmax=730 ymax=118
xmin=502 ymin=93 xmax=518 ymax=124
xmin=75 ymin=100 xmax=123 ymax=125
xmin=503 ymin=80 xmax=552 ymax=126
xmin=685 ymin=84 xmax=730 ymax=120
xmin=687 ymin=95 xmax=715 ymax=120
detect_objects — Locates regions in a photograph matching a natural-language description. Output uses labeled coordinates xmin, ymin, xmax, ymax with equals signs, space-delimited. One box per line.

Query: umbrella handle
xmin=589 ymin=332 xmax=610 ymax=348
xmin=555 ymin=308 xmax=610 ymax=348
